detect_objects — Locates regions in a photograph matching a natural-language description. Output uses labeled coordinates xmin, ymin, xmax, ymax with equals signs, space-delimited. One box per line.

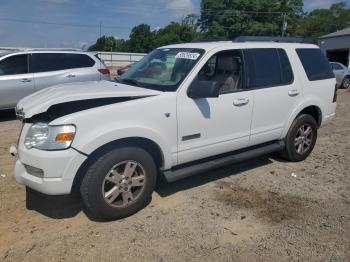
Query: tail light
xmin=333 ymin=83 xmax=338 ymax=103
xmin=98 ymin=69 xmax=110 ymax=75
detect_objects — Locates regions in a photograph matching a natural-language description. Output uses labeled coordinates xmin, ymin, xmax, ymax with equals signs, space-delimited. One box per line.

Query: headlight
xmin=24 ymin=123 xmax=76 ymax=150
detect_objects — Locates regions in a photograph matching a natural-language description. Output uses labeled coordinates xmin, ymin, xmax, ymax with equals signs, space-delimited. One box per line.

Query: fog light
xmin=24 ymin=165 xmax=44 ymax=178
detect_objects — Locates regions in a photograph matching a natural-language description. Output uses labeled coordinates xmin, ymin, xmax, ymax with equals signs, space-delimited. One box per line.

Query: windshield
xmin=118 ymin=48 xmax=205 ymax=91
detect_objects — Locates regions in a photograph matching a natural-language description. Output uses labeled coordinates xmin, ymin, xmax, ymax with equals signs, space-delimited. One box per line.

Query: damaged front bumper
xmin=10 ymin=124 xmax=88 ymax=195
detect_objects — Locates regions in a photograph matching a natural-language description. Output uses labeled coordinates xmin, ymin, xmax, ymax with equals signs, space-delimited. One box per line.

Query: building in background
xmin=319 ymin=26 xmax=350 ymax=68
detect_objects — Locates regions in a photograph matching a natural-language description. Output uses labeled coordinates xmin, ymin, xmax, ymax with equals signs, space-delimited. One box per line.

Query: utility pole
xmin=99 ymin=21 xmax=102 ymax=38
xmin=281 ymin=13 xmax=287 ymax=37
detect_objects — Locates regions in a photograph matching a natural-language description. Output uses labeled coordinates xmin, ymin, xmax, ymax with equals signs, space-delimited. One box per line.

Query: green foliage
xmin=88 ymin=36 xmax=117 ymax=51
xmin=88 ymin=2 xmax=350 ymax=52
xmin=296 ymin=2 xmax=350 ymax=43
xmin=199 ymin=0 xmax=303 ymax=39
xmin=127 ymin=24 xmax=155 ymax=53
xmin=88 ymin=14 xmax=202 ymax=53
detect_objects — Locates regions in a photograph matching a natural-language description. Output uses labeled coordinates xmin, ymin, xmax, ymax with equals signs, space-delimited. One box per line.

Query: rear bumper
xmin=321 ymin=102 xmax=337 ymax=127
xmin=322 ymin=112 xmax=336 ymax=126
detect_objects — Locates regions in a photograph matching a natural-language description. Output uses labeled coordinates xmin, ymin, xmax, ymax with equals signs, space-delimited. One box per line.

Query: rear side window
xmin=278 ymin=49 xmax=294 ymax=84
xmin=0 ymin=54 xmax=28 ymax=75
xmin=31 ymin=53 xmax=95 ymax=73
xmin=296 ymin=49 xmax=334 ymax=81
xmin=244 ymin=48 xmax=294 ymax=88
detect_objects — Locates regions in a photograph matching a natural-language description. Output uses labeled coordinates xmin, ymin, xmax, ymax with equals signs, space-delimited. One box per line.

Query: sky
xmin=0 ymin=0 xmax=348 ymax=49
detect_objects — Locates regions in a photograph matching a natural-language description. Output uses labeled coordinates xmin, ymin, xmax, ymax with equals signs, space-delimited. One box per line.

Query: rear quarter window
xmin=296 ymin=48 xmax=334 ymax=81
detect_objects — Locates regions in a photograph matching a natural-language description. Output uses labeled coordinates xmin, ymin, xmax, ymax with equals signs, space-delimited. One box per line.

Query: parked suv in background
xmin=11 ymin=39 xmax=337 ymax=220
xmin=0 ymin=50 xmax=110 ymax=109
xmin=330 ymin=62 xmax=350 ymax=89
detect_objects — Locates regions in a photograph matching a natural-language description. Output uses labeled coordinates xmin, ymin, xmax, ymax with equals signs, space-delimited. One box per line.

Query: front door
xmin=177 ymin=49 xmax=254 ymax=165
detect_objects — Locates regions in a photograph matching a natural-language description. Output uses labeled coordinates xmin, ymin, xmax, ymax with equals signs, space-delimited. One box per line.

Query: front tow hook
xmin=9 ymin=145 xmax=18 ymax=157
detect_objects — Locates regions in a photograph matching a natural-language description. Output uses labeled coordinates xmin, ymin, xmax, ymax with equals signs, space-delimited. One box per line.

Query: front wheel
xmin=280 ymin=114 xmax=318 ymax=162
xmin=80 ymin=146 xmax=157 ymax=220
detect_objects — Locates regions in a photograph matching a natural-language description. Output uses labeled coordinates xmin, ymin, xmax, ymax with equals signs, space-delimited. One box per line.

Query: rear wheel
xmin=80 ymin=146 xmax=157 ymax=220
xmin=280 ymin=114 xmax=317 ymax=162
xmin=342 ymin=76 xmax=350 ymax=89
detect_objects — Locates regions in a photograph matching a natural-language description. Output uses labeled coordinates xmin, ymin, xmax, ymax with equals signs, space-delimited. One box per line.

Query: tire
xmin=80 ymin=146 xmax=157 ymax=220
xmin=342 ymin=76 xmax=350 ymax=89
xmin=279 ymin=114 xmax=318 ymax=162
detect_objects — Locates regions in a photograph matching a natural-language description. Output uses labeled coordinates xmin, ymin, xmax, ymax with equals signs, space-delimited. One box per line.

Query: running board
xmin=163 ymin=141 xmax=285 ymax=183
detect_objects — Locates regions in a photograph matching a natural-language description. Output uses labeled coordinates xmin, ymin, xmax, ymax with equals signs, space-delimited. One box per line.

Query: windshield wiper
xmin=120 ymin=78 xmax=142 ymax=87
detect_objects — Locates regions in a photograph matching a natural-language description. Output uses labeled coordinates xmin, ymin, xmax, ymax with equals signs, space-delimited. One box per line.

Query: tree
xmin=182 ymin=13 xmax=200 ymax=29
xmin=296 ymin=2 xmax=350 ymax=43
xmin=88 ymin=36 xmax=118 ymax=52
xmin=154 ymin=22 xmax=202 ymax=47
xmin=127 ymin=24 xmax=155 ymax=53
xmin=199 ymin=0 xmax=303 ymax=39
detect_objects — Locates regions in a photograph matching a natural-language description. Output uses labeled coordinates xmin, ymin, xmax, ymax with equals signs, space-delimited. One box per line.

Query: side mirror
xmin=187 ymin=80 xmax=220 ymax=99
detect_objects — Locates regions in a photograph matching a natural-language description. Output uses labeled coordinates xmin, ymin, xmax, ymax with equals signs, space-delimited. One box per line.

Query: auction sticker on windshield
xmin=175 ymin=52 xmax=201 ymax=60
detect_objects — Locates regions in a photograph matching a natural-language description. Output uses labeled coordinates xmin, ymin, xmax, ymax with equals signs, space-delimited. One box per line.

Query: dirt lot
xmin=0 ymin=91 xmax=349 ymax=262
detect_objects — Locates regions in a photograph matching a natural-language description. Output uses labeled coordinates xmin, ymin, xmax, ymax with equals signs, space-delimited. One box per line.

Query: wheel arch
xmin=296 ymin=105 xmax=322 ymax=127
xmin=71 ymin=137 xmax=165 ymax=195
xmin=282 ymin=102 xmax=323 ymax=139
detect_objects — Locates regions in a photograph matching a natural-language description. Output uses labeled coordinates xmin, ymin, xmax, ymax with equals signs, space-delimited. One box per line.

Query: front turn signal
xmin=55 ymin=132 xmax=75 ymax=142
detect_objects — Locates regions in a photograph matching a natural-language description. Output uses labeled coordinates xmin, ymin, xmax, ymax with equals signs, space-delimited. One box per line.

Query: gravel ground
xmin=0 ymin=91 xmax=349 ymax=262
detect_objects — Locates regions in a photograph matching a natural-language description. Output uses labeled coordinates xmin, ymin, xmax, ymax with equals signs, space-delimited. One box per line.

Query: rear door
xmin=31 ymin=53 xmax=97 ymax=91
xmin=244 ymin=48 xmax=301 ymax=146
xmin=0 ymin=54 xmax=34 ymax=109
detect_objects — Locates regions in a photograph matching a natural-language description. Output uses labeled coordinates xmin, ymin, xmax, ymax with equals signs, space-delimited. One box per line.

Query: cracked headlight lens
xmin=24 ymin=123 xmax=76 ymax=150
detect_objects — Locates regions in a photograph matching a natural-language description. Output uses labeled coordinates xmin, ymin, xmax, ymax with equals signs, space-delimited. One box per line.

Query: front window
xmin=0 ymin=54 xmax=28 ymax=76
xmin=118 ymin=48 xmax=205 ymax=91
xmin=195 ymin=49 xmax=245 ymax=94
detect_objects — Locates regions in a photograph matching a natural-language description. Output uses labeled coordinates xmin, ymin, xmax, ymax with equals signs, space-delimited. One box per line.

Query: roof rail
xmin=233 ymin=36 xmax=307 ymax=43
xmin=0 ymin=47 xmax=83 ymax=52
xmin=21 ymin=48 xmax=83 ymax=51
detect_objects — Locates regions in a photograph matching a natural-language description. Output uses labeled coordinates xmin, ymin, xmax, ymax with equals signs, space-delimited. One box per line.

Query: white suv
xmin=11 ymin=40 xmax=337 ymax=220
xmin=0 ymin=49 xmax=110 ymax=110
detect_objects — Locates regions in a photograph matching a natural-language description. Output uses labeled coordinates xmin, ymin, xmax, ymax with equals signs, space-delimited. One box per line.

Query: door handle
xmin=66 ymin=74 xmax=76 ymax=78
xmin=233 ymin=98 xmax=249 ymax=106
xmin=20 ymin=78 xmax=32 ymax=83
xmin=288 ymin=89 xmax=299 ymax=97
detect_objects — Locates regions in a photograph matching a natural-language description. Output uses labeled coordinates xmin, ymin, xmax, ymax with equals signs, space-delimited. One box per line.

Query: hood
xmin=17 ymin=80 xmax=162 ymax=119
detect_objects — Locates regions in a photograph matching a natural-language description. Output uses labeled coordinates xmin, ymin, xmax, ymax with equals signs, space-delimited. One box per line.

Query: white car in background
xmin=330 ymin=62 xmax=350 ymax=89
xmin=0 ymin=49 xmax=110 ymax=110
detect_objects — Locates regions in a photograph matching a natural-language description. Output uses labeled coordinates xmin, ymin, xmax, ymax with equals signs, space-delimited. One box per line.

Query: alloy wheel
xmin=294 ymin=124 xmax=313 ymax=154
xmin=102 ymin=160 xmax=146 ymax=207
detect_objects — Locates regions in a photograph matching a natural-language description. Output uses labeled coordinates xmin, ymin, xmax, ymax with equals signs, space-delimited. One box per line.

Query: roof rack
xmin=191 ymin=37 xmax=228 ymax=43
xmin=0 ymin=47 xmax=83 ymax=52
xmin=21 ymin=48 xmax=83 ymax=51
xmin=233 ymin=36 xmax=307 ymax=43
